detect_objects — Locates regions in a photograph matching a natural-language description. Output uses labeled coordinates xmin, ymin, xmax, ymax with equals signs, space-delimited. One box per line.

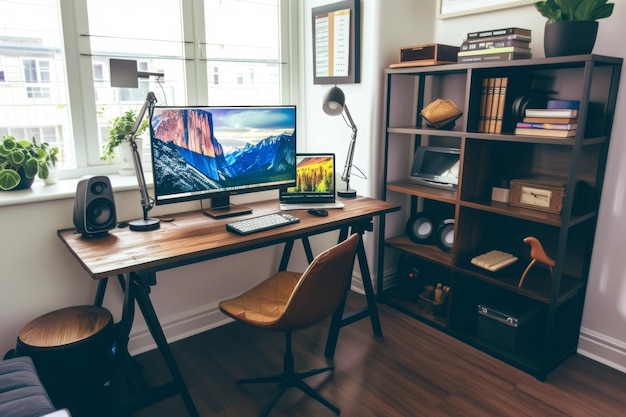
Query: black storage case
xmin=476 ymin=303 xmax=539 ymax=352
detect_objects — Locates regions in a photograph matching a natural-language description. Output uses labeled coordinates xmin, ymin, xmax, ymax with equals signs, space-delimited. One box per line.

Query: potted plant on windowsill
xmin=535 ymin=0 xmax=614 ymax=57
xmin=102 ymin=109 xmax=149 ymax=175
xmin=0 ymin=136 xmax=59 ymax=191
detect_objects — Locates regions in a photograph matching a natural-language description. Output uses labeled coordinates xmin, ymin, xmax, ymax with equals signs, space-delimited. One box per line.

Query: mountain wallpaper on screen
xmin=150 ymin=108 xmax=295 ymax=195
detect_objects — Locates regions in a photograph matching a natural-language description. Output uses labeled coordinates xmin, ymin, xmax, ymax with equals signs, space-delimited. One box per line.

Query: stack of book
xmin=458 ymin=27 xmax=532 ymax=64
xmin=515 ymin=100 xmax=579 ymax=138
xmin=477 ymin=76 xmax=509 ymax=133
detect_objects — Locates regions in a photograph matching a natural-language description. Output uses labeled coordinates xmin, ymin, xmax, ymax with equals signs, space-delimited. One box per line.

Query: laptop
xmin=408 ymin=146 xmax=460 ymax=190
xmin=279 ymin=153 xmax=345 ymax=210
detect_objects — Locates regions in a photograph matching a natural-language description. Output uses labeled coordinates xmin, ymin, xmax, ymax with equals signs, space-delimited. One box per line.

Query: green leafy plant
xmin=101 ymin=109 xmax=149 ymax=162
xmin=0 ymin=135 xmax=59 ymax=191
xmin=535 ymin=0 xmax=614 ymax=23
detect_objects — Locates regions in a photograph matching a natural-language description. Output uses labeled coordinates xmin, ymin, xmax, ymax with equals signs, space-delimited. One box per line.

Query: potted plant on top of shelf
xmin=535 ymin=0 xmax=614 ymax=57
xmin=0 ymin=135 xmax=59 ymax=191
xmin=101 ymin=109 xmax=149 ymax=175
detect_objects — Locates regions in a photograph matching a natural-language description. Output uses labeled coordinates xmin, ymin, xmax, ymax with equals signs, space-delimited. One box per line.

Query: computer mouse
xmin=308 ymin=209 xmax=329 ymax=217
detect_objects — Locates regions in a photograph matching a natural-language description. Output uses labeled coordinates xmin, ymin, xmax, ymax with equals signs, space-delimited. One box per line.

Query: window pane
xmin=86 ymin=0 xmax=185 ymax=161
xmin=0 ymin=0 xmax=72 ymax=169
xmin=203 ymin=0 xmax=281 ymax=105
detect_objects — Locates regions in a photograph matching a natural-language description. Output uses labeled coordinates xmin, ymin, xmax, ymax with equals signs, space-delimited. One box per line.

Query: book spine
xmin=458 ymin=46 xmax=531 ymax=57
xmin=547 ymin=99 xmax=580 ymax=110
xmin=467 ymin=27 xmax=531 ymax=39
xmin=494 ymin=77 xmax=508 ymax=134
xmin=516 ymin=122 xmax=577 ymax=130
xmin=458 ymin=52 xmax=531 ymax=63
xmin=461 ymin=39 xmax=530 ymax=51
xmin=478 ymin=78 xmax=489 ymax=133
xmin=485 ymin=78 xmax=496 ymax=133
xmin=463 ymin=34 xmax=531 ymax=44
xmin=524 ymin=109 xmax=578 ymax=118
xmin=488 ymin=77 xmax=502 ymax=133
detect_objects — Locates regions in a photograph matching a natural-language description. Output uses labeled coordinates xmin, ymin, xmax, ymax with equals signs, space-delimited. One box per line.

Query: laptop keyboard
xmin=279 ymin=202 xmax=345 ymax=210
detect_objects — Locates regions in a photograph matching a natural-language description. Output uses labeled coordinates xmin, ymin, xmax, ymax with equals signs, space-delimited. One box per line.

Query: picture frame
xmin=437 ymin=0 xmax=535 ymax=19
xmin=312 ymin=0 xmax=360 ymax=84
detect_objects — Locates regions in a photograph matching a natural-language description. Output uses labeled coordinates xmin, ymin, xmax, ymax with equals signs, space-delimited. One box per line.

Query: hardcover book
xmin=523 ymin=116 xmax=578 ymax=124
xmin=461 ymin=39 xmax=530 ymax=51
xmin=458 ymin=46 xmax=531 ymax=57
xmin=514 ymin=127 xmax=577 ymax=137
xmin=458 ymin=52 xmax=531 ymax=63
xmin=524 ymin=109 xmax=578 ymax=118
xmin=516 ymin=122 xmax=577 ymax=130
xmin=467 ymin=27 xmax=531 ymax=39
xmin=464 ymin=33 xmax=532 ymax=44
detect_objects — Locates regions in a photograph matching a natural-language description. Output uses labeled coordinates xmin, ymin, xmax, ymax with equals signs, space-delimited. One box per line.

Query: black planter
xmin=544 ymin=20 xmax=599 ymax=57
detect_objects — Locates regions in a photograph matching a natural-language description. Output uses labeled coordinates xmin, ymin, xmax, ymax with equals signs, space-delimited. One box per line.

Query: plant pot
xmin=118 ymin=139 xmax=142 ymax=176
xmin=544 ymin=20 xmax=598 ymax=57
xmin=14 ymin=169 xmax=35 ymax=190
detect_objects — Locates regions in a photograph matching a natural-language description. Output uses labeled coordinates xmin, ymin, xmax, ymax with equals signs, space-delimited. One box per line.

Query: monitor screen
xmin=149 ymin=105 xmax=297 ymax=214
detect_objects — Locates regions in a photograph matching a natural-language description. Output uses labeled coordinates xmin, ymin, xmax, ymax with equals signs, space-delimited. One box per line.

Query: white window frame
xmin=56 ymin=0 xmax=299 ymax=179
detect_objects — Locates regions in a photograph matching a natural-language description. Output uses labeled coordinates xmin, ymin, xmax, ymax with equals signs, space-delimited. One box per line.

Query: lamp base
xmin=337 ymin=188 xmax=357 ymax=198
xmin=129 ymin=217 xmax=161 ymax=231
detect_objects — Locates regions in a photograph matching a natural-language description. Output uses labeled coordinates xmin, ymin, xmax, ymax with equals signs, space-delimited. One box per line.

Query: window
xmin=23 ymin=59 xmax=52 ymax=98
xmin=0 ymin=0 xmax=296 ymax=177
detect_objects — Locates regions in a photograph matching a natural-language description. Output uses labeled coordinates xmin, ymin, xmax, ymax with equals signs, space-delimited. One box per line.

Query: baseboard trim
xmin=578 ymin=327 xmax=626 ymax=374
xmin=127 ymin=302 xmax=232 ymax=355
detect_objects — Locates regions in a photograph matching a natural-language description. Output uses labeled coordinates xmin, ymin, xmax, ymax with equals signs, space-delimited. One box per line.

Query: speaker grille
xmin=86 ymin=198 xmax=116 ymax=229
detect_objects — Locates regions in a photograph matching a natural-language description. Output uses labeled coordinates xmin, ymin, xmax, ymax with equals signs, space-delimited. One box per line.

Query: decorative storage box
xmin=390 ymin=43 xmax=459 ymax=68
xmin=476 ymin=303 xmax=539 ymax=352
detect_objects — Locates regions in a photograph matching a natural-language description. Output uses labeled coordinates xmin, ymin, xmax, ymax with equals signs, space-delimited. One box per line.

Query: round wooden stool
xmin=15 ymin=305 xmax=114 ymax=417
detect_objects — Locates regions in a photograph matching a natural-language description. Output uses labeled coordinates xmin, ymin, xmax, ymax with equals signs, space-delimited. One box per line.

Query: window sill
xmin=0 ymin=175 xmax=148 ymax=207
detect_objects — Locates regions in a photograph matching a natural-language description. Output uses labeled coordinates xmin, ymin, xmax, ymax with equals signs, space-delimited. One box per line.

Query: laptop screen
xmin=280 ymin=153 xmax=336 ymax=203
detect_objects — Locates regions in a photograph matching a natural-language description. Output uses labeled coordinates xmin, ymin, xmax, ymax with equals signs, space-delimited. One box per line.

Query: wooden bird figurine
xmin=519 ymin=236 xmax=555 ymax=288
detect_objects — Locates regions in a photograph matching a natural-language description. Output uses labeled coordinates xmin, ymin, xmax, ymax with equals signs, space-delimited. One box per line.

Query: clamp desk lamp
xmin=126 ymin=92 xmax=160 ymax=231
xmin=110 ymin=58 xmax=163 ymax=231
xmin=323 ymin=86 xmax=363 ymax=198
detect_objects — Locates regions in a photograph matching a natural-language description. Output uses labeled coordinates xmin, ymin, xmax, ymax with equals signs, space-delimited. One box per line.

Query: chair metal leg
xmin=239 ymin=331 xmax=340 ymax=416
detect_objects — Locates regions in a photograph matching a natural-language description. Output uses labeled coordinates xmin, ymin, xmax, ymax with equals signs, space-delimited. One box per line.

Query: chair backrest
xmin=276 ymin=233 xmax=360 ymax=331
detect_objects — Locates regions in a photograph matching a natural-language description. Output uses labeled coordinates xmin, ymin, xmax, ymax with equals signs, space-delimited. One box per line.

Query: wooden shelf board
xmin=386 ymin=235 xmax=453 ymax=267
xmin=388 ymin=180 xmax=457 ymax=203
xmin=460 ymin=199 xmax=597 ymax=227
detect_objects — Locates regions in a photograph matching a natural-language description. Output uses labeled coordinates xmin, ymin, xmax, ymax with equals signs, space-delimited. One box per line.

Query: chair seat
xmin=219 ymin=271 xmax=301 ymax=327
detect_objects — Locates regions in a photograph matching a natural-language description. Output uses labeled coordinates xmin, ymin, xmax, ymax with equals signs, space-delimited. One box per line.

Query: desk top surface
xmin=58 ymin=196 xmax=399 ymax=279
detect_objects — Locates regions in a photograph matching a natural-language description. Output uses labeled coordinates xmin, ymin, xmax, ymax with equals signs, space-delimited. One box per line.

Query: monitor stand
xmin=202 ymin=196 xmax=252 ymax=219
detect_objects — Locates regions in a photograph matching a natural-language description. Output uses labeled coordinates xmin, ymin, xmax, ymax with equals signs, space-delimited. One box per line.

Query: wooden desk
xmin=58 ymin=196 xmax=399 ymax=416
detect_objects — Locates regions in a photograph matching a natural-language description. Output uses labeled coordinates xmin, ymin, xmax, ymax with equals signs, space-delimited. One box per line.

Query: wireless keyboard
xmin=471 ymin=250 xmax=518 ymax=272
xmin=226 ymin=213 xmax=300 ymax=235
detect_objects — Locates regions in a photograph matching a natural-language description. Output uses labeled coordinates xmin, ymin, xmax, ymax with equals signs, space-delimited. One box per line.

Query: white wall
xmin=2 ymin=0 xmax=626 ymax=374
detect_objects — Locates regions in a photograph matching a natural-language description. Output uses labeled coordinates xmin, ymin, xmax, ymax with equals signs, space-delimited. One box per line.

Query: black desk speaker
xmin=73 ymin=176 xmax=117 ymax=238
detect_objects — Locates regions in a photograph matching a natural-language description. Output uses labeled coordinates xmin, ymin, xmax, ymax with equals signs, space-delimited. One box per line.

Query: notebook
xmin=279 ymin=153 xmax=345 ymax=210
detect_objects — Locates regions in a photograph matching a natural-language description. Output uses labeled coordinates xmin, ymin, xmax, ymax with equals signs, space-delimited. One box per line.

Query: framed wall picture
xmin=437 ymin=0 xmax=535 ymax=19
xmin=312 ymin=0 xmax=361 ymax=84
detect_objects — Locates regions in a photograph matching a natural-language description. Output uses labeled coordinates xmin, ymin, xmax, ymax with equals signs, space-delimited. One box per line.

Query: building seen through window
xmin=0 ymin=0 xmax=288 ymax=175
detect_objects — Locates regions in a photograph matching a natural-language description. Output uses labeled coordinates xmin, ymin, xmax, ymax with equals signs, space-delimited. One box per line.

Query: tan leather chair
xmin=219 ymin=233 xmax=360 ymax=417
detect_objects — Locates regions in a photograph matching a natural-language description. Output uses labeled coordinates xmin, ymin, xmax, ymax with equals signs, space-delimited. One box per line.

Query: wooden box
xmin=509 ymin=175 xmax=593 ymax=214
xmin=390 ymin=44 xmax=459 ymax=68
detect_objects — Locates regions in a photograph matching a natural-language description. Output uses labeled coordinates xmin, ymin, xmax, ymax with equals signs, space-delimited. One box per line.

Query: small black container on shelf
xmin=476 ymin=303 xmax=540 ymax=352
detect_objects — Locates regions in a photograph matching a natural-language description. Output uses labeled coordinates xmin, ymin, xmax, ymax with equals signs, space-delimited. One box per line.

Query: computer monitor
xmin=149 ymin=105 xmax=297 ymax=218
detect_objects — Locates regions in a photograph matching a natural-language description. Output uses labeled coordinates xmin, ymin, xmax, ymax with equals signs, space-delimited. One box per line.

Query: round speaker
xmin=436 ymin=219 xmax=455 ymax=252
xmin=86 ymin=199 xmax=116 ymax=227
xmin=406 ymin=213 xmax=435 ymax=243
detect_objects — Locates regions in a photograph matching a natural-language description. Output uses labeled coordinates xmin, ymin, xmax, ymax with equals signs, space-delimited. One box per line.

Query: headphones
xmin=406 ymin=212 xmax=455 ymax=252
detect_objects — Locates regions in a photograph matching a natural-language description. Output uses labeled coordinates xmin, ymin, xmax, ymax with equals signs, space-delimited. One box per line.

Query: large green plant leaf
xmin=0 ymin=169 xmax=21 ymax=190
xmin=23 ymin=158 xmax=39 ymax=178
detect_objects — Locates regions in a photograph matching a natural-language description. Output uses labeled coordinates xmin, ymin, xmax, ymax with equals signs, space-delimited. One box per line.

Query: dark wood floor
xmin=130 ymin=293 xmax=626 ymax=417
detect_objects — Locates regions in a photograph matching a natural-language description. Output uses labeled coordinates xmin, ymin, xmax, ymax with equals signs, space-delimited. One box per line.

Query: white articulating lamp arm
xmin=126 ymin=92 xmax=160 ymax=231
